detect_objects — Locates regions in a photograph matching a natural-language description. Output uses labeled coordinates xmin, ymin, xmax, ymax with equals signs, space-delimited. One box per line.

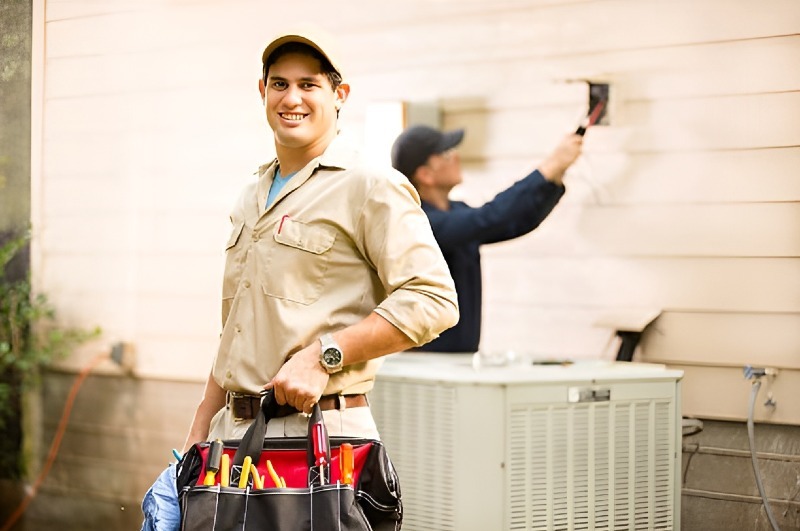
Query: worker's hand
xmin=264 ymin=343 xmax=330 ymax=414
xmin=538 ymin=134 xmax=583 ymax=185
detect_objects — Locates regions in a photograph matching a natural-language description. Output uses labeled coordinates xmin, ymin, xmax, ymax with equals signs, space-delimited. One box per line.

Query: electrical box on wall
xmin=589 ymin=82 xmax=610 ymax=125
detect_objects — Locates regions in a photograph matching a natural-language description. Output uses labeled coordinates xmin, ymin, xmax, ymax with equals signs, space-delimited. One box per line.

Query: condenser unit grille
xmin=371 ymin=380 xmax=458 ymax=531
xmin=371 ymin=359 xmax=681 ymax=531
xmin=507 ymin=400 xmax=675 ymax=531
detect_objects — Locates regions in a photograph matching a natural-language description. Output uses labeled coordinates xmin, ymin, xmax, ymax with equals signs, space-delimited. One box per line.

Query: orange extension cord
xmin=1 ymin=353 xmax=110 ymax=531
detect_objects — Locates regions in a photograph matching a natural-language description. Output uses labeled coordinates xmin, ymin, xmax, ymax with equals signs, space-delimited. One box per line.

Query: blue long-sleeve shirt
xmin=418 ymin=169 xmax=565 ymax=353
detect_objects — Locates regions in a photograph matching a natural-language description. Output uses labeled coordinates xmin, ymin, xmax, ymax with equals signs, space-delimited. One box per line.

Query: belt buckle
xmin=231 ymin=392 xmax=260 ymax=421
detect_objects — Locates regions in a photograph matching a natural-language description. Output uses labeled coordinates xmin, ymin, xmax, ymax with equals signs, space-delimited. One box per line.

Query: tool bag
xmin=176 ymin=390 xmax=402 ymax=531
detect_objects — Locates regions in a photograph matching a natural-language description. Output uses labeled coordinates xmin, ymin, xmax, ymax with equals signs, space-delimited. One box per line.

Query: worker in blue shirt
xmin=391 ymin=125 xmax=582 ymax=353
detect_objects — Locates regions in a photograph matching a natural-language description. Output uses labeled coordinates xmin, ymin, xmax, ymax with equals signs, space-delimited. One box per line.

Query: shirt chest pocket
xmin=222 ymin=220 xmax=246 ymax=300
xmin=262 ymin=218 xmax=336 ymax=304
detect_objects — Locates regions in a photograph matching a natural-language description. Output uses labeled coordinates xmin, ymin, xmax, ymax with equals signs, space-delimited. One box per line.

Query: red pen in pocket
xmin=278 ymin=214 xmax=290 ymax=234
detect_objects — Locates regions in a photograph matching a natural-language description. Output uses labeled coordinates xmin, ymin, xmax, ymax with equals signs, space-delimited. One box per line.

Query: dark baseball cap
xmin=391 ymin=125 xmax=465 ymax=179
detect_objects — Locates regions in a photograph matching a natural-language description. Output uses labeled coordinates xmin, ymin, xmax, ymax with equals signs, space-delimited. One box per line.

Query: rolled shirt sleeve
xmin=360 ymin=170 xmax=459 ymax=346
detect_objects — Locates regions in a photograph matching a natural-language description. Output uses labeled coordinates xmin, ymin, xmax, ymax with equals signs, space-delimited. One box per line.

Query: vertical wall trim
xmin=29 ymin=0 xmax=45 ymax=289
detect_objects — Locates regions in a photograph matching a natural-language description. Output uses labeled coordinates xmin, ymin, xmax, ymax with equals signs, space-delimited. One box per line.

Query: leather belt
xmin=228 ymin=392 xmax=367 ymax=421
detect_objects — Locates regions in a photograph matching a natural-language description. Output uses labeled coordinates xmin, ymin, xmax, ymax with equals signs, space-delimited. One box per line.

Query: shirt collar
xmin=255 ymin=133 xmax=360 ymax=212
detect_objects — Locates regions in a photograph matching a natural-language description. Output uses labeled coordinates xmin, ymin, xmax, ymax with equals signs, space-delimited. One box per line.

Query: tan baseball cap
xmin=261 ymin=30 xmax=343 ymax=78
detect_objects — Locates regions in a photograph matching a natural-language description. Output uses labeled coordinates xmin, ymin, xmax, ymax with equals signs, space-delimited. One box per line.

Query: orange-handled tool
xmin=339 ymin=443 xmax=354 ymax=485
xmin=250 ymin=463 xmax=264 ymax=489
xmin=266 ymin=459 xmax=282 ymax=488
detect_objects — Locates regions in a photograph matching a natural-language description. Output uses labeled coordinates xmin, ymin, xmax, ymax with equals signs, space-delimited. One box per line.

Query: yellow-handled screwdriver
xmin=220 ymin=453 xmax=230 ymax=487
xmin=238 ymin=455 xmax=253 ymax=488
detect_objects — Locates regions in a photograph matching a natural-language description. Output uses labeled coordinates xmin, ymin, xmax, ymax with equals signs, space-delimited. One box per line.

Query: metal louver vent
xmin=507 ymin=400 xmax=675 ymax=531
xmin=371 ymin=380 xmax=458 ymax=531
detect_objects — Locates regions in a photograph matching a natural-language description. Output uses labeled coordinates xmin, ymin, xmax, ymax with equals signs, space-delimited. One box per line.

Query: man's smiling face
xmin=263 ymin=52 xmax=343 ymax=153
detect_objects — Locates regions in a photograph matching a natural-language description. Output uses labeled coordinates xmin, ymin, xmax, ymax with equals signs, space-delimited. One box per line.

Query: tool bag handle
xmin=231 ymin=389 xmax=331 ymax=483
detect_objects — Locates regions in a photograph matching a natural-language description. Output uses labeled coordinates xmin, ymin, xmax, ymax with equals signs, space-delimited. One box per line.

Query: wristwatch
xmin=319 ymin=333 xmax=344 ymax=374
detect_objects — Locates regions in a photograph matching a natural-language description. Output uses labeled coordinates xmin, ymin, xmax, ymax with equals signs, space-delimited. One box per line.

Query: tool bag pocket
xmin=181 ymin=484 xmax=370 ymax=531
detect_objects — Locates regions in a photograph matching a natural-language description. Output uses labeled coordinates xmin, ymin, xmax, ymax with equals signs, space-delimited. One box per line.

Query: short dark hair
xmin=262 ymin=42 xmax=342 ymax=90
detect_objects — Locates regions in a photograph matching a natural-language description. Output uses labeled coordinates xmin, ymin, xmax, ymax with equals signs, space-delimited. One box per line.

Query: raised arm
xmin=427 ymin=133 xmax=582 ymax=250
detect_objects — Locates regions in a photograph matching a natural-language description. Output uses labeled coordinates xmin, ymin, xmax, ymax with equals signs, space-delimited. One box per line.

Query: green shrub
xmin=0 ymin=230 xmax=99 ymax=477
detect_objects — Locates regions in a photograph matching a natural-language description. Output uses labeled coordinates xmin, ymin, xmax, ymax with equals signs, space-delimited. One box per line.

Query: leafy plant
xmin=0 ymin=230 xmax=99 ymax=476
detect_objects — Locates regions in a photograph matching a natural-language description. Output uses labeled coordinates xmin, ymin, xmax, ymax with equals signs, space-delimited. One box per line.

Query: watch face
xmin=323 ymin=347 xmax=342 ymax=366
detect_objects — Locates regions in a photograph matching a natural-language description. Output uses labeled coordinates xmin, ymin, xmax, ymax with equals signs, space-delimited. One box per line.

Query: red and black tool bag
xmin=176 ymin=391 xmax=402 ymax=531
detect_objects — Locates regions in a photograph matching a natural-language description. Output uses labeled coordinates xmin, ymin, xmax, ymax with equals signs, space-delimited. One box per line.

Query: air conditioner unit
xmin=370 ymin=353 xmax=683 ymax=531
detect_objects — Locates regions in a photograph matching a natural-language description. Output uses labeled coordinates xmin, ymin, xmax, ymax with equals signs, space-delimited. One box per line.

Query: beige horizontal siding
xmin=462 ymin=147 xmax=800 ymax=205
xmin=482 ymin=308 xmax=800 ymax=372
xmin=480 ymin=203 xmax=800 ymax=257
xmin=351 ymin=34 xmax=800 ymax=119
xmin=673 ymin=364 xmax=799 ymax=424
xmin=36 ymin=0 xmax=800 ymax=424
xmin=448 ymin=92 xmax=800 ymax=157
xmin=639 ymin=311 xmax=800 ymax=370
xmin=338 ymin=0 xmax=800 ymax=72
xmin=484 ymin=256 xmax=800 ymax=312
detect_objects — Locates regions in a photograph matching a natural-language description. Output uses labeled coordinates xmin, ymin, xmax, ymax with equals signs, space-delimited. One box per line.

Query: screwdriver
xmin=239 ymin=455 xmax=253 ymax=488
xmin=203 ymin=439 xmax=223 ymax=486
xmin=575 ymin=99 xmax=606 ymax=136
xmin=220 ymin=453 xmax=230 ymax=487
xmin=339 ymin=443 xmax=354 ymax=485
xmin=312 ymin=422 xmax=329 ymax=485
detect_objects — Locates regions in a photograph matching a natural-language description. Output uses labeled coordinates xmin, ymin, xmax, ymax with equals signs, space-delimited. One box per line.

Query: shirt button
xmin=252 ymin=233 xmax=260 ymax=242
xmin=243 ymin=280 xmax=250 ymax=288
xmin=235 ymin=325 xmax=242 ymax=333
xmin=226 ymin=370 xmax=232 ymax=379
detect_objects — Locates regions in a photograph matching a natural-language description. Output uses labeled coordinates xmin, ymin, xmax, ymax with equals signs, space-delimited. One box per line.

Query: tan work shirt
xmin=212 ymin=135 xmax=459 ymax=396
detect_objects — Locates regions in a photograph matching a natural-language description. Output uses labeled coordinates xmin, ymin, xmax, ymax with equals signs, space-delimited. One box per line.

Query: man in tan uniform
xmin=141 ymin=31 xmax=458 ymax=530
xmin=188 ymin=32 xmax=459 ymax=443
